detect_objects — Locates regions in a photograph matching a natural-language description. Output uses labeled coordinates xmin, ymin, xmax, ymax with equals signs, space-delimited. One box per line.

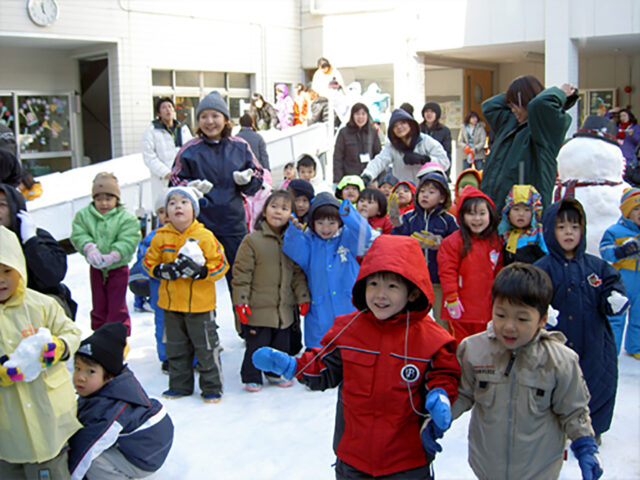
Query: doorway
xmin=463 ymin=68 xmax=492 ymax=125
xmin=79 ymin=58 xmax=111 ymax=164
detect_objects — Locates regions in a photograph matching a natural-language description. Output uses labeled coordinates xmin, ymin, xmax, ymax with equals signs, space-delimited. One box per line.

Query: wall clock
xmin=27 ymin=0 xmax=59 ymax=27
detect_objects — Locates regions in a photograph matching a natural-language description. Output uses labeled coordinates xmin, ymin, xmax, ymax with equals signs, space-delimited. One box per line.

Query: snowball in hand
xmin=177 ymin=238 xmax=205 ymax=266
xmin=4 ymin=328 xmax=53 ymax=382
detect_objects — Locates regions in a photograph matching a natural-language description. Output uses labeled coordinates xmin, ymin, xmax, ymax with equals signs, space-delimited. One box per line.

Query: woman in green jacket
xmin=481 ymin=75 xmax=574 ymax=213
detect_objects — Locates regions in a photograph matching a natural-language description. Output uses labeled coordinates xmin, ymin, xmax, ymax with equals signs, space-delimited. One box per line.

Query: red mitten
xmin=234 ymin=304 xmax=252 ymax=325
xmin=298 ymin=302 xmax=310 ymax=316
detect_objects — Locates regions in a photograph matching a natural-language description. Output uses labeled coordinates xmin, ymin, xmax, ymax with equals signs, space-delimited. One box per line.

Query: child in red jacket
xmin=252 ymin=235 xmax=460 ymax=479
xmin=437 ymin=186 xmax=502 ymax=343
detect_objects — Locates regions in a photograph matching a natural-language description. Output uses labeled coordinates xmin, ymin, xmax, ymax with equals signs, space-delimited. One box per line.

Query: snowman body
xmin=555 ymin=137 xmax=630 ymax=256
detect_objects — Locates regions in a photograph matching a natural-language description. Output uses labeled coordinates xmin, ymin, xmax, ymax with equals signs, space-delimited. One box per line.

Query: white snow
xmin=62 ymin=253 xmax=640 ymax=480
xmin=5 ymin=327 xmax=52 ymax=382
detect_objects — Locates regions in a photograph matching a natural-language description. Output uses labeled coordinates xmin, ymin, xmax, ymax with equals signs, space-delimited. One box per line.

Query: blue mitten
xmin=420 ymin=417 xmax=444 ymax=455
xmin=425 ymin=388 xmax=452 ymax=431
xmin=571 ymin=437 xmax=603 ymax=480
xmin=252 ymin=347 xmax=297 ymax=379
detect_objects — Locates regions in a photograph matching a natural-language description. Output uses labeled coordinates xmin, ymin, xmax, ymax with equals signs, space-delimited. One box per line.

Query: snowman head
xmin=557 ymin=116 xmax=624 ymax=182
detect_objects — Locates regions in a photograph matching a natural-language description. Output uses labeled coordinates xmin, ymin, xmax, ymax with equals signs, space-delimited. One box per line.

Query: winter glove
xmin=361 ymin=173 xmax=372 ymax=187
xmin=187 ymin=179 xmax=214 ymax=194
xmin=411 ymin=230 xmax=442 ymax=249
xmin=570 ymin=436 xmax=603 ymax=480
xmin=420 ymin=417 xmax=444 ymax=456
xmin=0 ymin=356 xmax=14 ymax=386
xmin=153 ymin=263 xmax=181 ymax=281
xmin=17 ymin=210 xmax=37 ymax=243
xmin=234 ymin=304 xmax=252 ymax=325
xmin=100 ymin=251 xmax=121 ymax=269
xmin=175 ymin=254 xmax=208 ymax=279
xmin=463 ymin=145 xmax=474 ymax=157
xmin=607 ymin=291 xmax=629 ymax=315
xmin=403 ymin=151 xmax=430 ymax=166
xmin=233 ymin=168 xmax=253 ymax=186
xmin=41 ymin=336 xmax=67 ymax=367
xmin=388 ymin=193 xmax=401 ymax=227
xmin=614 ymin=238 xmax=640 ymax=259
xmin=445 ymin=298 xmax=465 ymax=319
xmin=252 ymin=347 xmax=297 ymax=379
xmin=425 ymin=388 xmax=452 ymax=431
xmin=339 ymin=199 xmax=351 ymax=217
xmin=83 ymin=243 xmax=105 ymax=268
xmin=298 ymin=302 xmax=310 ymax=316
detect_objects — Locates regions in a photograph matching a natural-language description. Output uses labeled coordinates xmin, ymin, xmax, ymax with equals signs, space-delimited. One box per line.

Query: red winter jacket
xmin=368 ymin=215 xmax=393 ymax=234
xmin=391 ymin=180 xmax=416 ymax=215
xmin=437 ymin=187 xmax=502 ymax=327
xmin=295 ymin=235 xmax=460 ymax=477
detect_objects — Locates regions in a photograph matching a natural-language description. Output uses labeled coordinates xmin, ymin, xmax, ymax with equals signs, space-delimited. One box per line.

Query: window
xmin=152 ymin=70 xmax=253 ymax=129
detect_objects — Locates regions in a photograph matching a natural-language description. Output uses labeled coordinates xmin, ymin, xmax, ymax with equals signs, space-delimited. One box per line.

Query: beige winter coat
xmin=451 ymin=322 xmax=594 ymax=480
xmin=232 ymin=222 xmax=309 ymax=328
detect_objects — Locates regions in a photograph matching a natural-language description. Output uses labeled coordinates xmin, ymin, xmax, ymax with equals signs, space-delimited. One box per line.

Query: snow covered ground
xmin=62 ymin=252 xmax=640 ymax=479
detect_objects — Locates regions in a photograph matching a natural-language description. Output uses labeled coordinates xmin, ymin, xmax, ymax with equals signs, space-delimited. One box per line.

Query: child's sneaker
xmin=161 ymin=361 xmax=169 ymax=375
xmin=266 ymin=375 xmax=294 ymax=388
xmin=202 ymin=392 xmax=222 ymax=404
xmin=162 ymin=390 xmax=186 ymax=399
xmin=245 ymin=383 xmax=262 ymax=392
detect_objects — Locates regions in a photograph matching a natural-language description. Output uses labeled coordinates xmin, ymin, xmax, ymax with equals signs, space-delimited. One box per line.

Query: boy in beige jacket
xmin=437 ymin=263 xmax=602 ymax=480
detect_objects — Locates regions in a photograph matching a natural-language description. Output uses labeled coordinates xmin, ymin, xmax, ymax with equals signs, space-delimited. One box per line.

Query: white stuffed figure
xmin=554 ymin=116 xmax=631 ymax=256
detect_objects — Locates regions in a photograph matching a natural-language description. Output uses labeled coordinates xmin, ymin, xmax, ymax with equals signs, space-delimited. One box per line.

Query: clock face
xmin=27 ymin=0 xmax=59 ymax=27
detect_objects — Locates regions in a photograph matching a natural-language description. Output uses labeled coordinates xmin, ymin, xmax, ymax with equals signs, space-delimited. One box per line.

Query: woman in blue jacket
xmin=171 ymin=91 xmax=263 ymax=290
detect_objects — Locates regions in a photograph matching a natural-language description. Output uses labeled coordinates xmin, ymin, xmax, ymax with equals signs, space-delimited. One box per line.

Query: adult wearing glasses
xmin=481 ymin=75 xmax=575 ymax=212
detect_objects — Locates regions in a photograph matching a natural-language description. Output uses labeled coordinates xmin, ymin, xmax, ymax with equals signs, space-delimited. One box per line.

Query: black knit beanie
xmin=77 ymin=323 xmax=127 ymax=376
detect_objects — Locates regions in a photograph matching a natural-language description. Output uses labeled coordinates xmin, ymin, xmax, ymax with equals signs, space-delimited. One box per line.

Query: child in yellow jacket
xmin=0 ymin=226 xmax=82 ymax=478
xmin=143 ymin=186 xmax=229 ymax=403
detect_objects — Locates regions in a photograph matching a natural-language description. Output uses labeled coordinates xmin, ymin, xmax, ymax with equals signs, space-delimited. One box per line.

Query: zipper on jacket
xmin=504 ymin=350 xmax=517 ymax=480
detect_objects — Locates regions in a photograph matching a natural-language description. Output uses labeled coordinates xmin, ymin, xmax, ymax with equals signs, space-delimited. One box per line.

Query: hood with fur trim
xmin=352 ymin=235 xmax=433 ymax=313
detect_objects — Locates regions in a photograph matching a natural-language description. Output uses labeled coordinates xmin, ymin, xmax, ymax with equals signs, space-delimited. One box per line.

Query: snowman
xmin=554 ymin=115 xmax=630 ymax=256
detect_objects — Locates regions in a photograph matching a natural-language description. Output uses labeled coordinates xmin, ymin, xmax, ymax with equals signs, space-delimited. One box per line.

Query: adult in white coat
xmin=142 ymin=98 xmax=192 ymax=201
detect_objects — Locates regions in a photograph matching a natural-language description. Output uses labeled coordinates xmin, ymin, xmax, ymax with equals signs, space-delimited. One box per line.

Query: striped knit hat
xmin=620 ymin=187 xmax=640 ymax=218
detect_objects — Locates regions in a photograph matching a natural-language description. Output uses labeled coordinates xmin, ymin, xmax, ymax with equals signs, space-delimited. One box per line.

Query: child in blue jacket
xmin=535 ymin=198 xmax=628 ymax=438
xmin=392 ymin=170 xmax=458 ymax=330
xmin=599 ymin=187 xmax=640 ymax=357
xmin=498 ymin=184 xmax=548 ymax=266
xmin=283 ymin=192 xmax=373 ymax=348
xmin=69 ymin=323 xmax=174 ymax=479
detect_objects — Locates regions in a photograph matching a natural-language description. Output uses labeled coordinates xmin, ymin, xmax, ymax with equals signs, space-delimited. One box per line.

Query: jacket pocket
xmin=43 ymin=366 xmax=76 ymax=418
xmin=340 ymin=347 xmax=377 ymax=397
xmin=520 ymin=377 xmax=553 ymax=416
xmin=474 ymin=376 xmax=498 ymax=409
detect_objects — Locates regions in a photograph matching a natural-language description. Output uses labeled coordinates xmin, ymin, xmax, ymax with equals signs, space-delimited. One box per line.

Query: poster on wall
xmin=440 ymin=100 xmax=463 ymax=129
xmin=0 ymin=96 xmax=15 ymax=131
xmin=18 ymin=95 xmax=71 ymax=154
xmin=587 ymin=89 xmax=617 ymax=116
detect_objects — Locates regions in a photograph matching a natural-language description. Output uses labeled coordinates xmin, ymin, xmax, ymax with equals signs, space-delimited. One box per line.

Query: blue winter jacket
xmin=171 ymin=135 xmax=263 ymax=236
xmin=283 ymin=195 xmax=373 ymax=348
xmin=391 ymin=174 xmax=458 ymax=285
xmin=534 ymin=199 xmax=626 ymax=435
xmin=68 ymin=367 xmax=174 ymax=478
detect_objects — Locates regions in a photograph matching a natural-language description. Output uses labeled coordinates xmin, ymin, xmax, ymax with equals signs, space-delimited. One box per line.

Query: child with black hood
xmin=360 ymin=109 xmax=449 ymax=185
xmin=0 ymin=183 xmax=77 ymax=319
xmin=420 ymin=102 xmax=452 ymax=167
xmin=287 ymin=178 xmax=315 ymax=226
xmin=69 ymin=323 xmax=174 ymax=479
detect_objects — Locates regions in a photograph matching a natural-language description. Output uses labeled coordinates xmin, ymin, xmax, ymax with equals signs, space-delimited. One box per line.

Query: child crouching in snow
xmin=447 ymin=263 xmax=602 ymax=480
xmin=232 ymin=191 xmax=310 ymax=391
xmin=253 ymin=235 xmax=460 ymax=479
xmin=143 ymin=186 xmax=229 ymax=403
xmin=0 ymin=226 xmax=82 ymax=478
xmin=69 ymin=323 xmax=174 ymax=480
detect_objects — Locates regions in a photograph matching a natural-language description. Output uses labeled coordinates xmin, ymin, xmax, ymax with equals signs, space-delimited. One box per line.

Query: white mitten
xmin=187 ymin=179 xmax=214 ymax=194
xmin=233 ymin=169 xmax=253 ymax=186
xmin=4 ymin=328 xmax=53 ymax=382
xmin=545 ymin=306 xmax=559 ymax=328
xmin=17 ymin=210 xmax=37 ymax=243
xmin=607 ymin=291 xmax=629 ymax=315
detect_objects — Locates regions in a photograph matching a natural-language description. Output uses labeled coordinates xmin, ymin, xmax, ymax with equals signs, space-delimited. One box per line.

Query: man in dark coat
xmin=235 ymin=113 xmax=270 ymax=170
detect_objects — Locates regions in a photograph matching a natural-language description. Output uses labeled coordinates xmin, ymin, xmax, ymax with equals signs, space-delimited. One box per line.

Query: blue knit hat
xmin=196 ymin=91 xmax=229 ymax=120
xmin=165 ymin=186 xmax=202 ymax=217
